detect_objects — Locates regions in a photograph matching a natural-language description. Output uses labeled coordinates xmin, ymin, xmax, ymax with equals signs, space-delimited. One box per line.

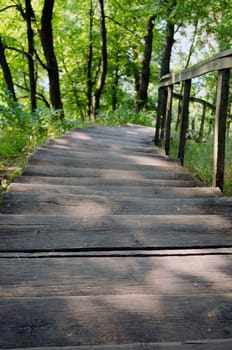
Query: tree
xmin=0 ymin=35 xmax=17 ymax=102
xmin=40 ymin=0 xmax=64 ymax=118
xmin=86 ymin=0 xmax=94 ymax=118
xmin=25 ymin=0 xmax=37 ymax=111
xmin=157 ymin=0 xmax=177 ymax=140
xmin=92 ymin=0 xmax=107 ymax=118
xmin=135 ymin=15 xmax=156 ymax=110
xmin=154 ymin=18 xmax=175 ymax=145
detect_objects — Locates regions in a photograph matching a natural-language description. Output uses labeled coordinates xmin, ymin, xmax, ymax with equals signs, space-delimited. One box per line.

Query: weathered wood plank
xmin=0 ymin=215 xmax=231 ymax=251
xmin=45 ymin=137 xmax=156 ymax=154
xmin=3 ymin=339 xmax=232 ymax=350
xmin=28 ymin=155 xmax=190 ymax=172
xmin=60 ymin=129 xmax=153 ymax=146
xmin=0 ymin=294 xmax=232 ymax=347
xmin=213 ymin=68 xmax=230 ymax=191
xmin=2 ymin=247 xmax=232 ymax=259
xmin=68 ymin=125 xmax=155 ymax=140
xmin=29 ymin=148 xmax=182 ymax=169
xmin=0 ymin=255 xmax=232 ymax=297
xmin=178 ymin=79 xmax=191 ymax=165
xmin=159 ymin=48 xmax=232 ymax=87
xmin=20 ymin=165 xmax=196 ymax=181
xmin=38 ymin=142 xmax=162 ymax=156
xmin=13 ymin=176 xmax=204 ymax=188
xmin=7 ymin=183 xmax=222 ymax=199
xmin=164 ymin=85 xmax=173 ymax=155
xmin=1 ymin=193 xmax=231 ymax=216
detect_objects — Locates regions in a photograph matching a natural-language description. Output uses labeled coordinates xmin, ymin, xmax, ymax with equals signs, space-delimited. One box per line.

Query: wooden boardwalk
xmin=0 ymin=125 xmax=232 ymax=349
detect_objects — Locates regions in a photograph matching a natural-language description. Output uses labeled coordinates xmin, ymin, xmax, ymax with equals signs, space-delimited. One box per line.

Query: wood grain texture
xmin=7 ymin=183 xmax=222 ymax=199
xmin=4 ymin=339 xmax=232 ymax=350
xmin=20 ymin=165 xmax=195 ymax=180
xmin=13 ymin=175 xmax=204 ymax=188
xmin=1 ymin=294 xmax=232 ymax=348
xmin=1 ymin=193 xmax=231 ymax=215
xmin=0 ymin=215 xmax=232 ymax=251
xmin=1 ymin=125 xmax=232 ymax=348
xmin=1 ymin=255 xmax=232 ymax=297
xmin=159 ymin=49 xmax=232 ymax=87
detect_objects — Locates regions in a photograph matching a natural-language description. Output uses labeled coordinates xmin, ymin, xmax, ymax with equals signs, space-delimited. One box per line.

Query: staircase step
xmin=0 ymin=214 xmax=231 ymax=251
xmin=1 ymin=192 xmax=231 ymax=216
xmin=7 ymin=183 xmax=222 ymax=199
xmin=21 ymin=165 xmax=196 ymax=181
xmin=1 ymin=294 xmax=232 ymax=348
xmin=13 ymin=176 xmax=204 ymax=188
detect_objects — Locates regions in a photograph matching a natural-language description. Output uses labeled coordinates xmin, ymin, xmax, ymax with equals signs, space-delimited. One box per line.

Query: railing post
xmin=213 ymin=68 xmax=230 ymax=191
xmin=164 ymin=85 xmax=173 ymax=155
xmin=154 ymin=87 xmax=167 ymax=145
xmin=198 ymin=101 xmax=207 ymax=141
xmin=178 ymin=79 xmax=191 ymax=165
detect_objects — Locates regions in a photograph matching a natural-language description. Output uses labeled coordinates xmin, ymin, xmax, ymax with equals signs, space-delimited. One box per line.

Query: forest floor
xmin=0 ymin=125 xmax=232 ymax=349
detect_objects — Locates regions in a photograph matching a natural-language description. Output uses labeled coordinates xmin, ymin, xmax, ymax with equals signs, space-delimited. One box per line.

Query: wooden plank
xmin=28 ymin=147 xmax=182 ymax=170
xmin=28 ymin=154 xmax=189 ymax=172
xmin=213 ymin=68 xmax=230 ymax=191
xmin=69 ymin=125 xmax=155 ymax=140
xmin=0 ymin=294 xmax=232 ymax=347
xmin=178 ymin=79 xmax=191 ymax=165
xmin=0 ymin=215 xmax=231 ymax=251
xmin=59 ymin=129 xmax=153 ymax=146
xmin=154 ymin=87 xmax=168 ymax=146
xmin=13 ymin=176 xmax=205 ymax=188
xmin=159 ymin=49 xmax=232 ymax=87
xmin=45 ymin=138 xmax=158 ymax=155
xmin=32 ymin=145 xmax=164 ymax=160
xmin=164 ymin=85 xmax=173 ymax=156
xmin=30 ymin=145 xmax=174 ymax=164
xmin=173 ymin=92 xmax=216 ymax=111
xmin=7 ymin=183 xmax=222 ymax=199
xmin=20 ymin=165 xmax=196 ymax=181
xmin=1 ymin=192 xmax=231 ymax=216
xmin=3 ymin=339 xmax=232 ymax=350
xmin=14 ymin=174 xmax=205 ymax=188
xmin=2 ymin=247 xmax=232 ymax=258
xmin=1 ymin=255 xmax=232 ymax=297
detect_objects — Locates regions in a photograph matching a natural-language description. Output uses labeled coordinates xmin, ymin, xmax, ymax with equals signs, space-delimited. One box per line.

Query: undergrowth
xmin=169 ymin=132 xmax=232 ymax=196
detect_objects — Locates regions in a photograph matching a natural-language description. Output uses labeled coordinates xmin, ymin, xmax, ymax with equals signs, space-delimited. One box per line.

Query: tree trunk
xmin=154 ymin=19 xmax=175 ymax=145
xmin=132 ymin=47 xmax=140 ymax=99
xmin=40 ymin=0 xmax=64 ymax=118
xmin=176 ymin=21 xmax=198 ymax=130
xmin=86 ymin=0 xmax=94 ymax=119
xmin=136 ymin=15 xmax=155 ymax=110
xmin=25 ymin=0 xmax=37 ymax=112
xmin=112 ymin=65 xmax=119 ymax=111
xmin=92 ymin=0 xmax=107 ymax=118
xmin=0 ymin=35 xmax=17 ymax=102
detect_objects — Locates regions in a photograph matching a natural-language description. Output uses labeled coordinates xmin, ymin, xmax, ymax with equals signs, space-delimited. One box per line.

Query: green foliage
xmin=97 ymin=107 xmax=156 ymax=127
xmin=0 ymin=86 xmax=77 ymax=188
xmin=169 ymin=132 xmax=232 ymax=195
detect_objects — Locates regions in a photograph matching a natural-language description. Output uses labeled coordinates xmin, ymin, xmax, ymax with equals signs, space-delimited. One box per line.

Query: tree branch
xmin=0 ymin=5 xmax=18 ymax=13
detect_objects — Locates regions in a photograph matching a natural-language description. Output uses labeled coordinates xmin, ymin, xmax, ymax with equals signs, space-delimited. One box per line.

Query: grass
xmin=169 ymin=132 xmax=232 ymax=196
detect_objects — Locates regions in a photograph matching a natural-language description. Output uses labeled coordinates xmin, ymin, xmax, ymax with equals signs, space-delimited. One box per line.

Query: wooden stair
xmin=0 ymin=125 xmax=232 ymax=349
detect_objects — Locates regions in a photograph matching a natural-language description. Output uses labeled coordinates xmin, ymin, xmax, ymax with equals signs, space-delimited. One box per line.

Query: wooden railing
xmin=155 ymin=49 xmax=232 ymax=191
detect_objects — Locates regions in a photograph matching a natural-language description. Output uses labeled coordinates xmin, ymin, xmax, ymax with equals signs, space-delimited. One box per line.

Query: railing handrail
xmin=155 ymin=49 xmax=232 ymax=191
xmin=159 ymin=48 xmax=232 ymax=87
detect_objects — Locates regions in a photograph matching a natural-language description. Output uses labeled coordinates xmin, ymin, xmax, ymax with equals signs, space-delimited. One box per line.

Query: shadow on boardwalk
xmin=0 ymin=125 xmax=232 ymax=349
